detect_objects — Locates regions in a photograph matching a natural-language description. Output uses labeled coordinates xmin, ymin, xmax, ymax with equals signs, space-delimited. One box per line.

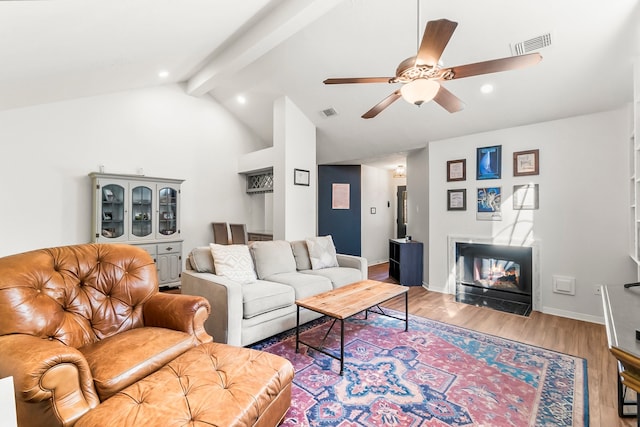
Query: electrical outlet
xmin=594 ymin=286 xmax=602 ymax=296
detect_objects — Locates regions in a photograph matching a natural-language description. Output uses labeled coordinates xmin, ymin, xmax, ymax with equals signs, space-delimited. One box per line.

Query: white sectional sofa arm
xmin=181 ymin=271 xmax=244 ymax=347
xmin=336 ymin=254 xmax=368 ymax=281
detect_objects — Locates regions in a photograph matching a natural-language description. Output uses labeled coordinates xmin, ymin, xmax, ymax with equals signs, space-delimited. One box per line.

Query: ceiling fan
xmin=323 ymin=18 xmax=542 ymax=119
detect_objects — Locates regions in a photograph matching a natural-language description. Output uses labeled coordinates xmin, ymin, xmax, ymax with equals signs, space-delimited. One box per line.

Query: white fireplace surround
xmin=447 ymin=235 xmax=541 ymax=312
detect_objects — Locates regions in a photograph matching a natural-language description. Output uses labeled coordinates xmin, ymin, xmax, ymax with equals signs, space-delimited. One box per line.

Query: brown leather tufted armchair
xmin=0 ymin=243 xmax=212 ymax=427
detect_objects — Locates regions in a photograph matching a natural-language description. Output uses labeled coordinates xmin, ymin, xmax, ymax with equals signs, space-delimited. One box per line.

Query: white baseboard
xmin=423 ymin=282 xmax=448 ymax=294
xmin=541 ymin=306 xmax=604 ymax=325
xmin=421 ymin=284 xmax=604 ymax=324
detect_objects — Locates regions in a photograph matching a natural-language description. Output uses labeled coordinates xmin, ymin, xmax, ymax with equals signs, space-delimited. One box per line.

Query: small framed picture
xmin=294 ymin=168 xmax=310 ymax=186
xmin=513 ymin=184 xmax=539 ymax=209
xmin=332 ymin=183 xmax=350 ymax=209
xmin=476 ymin=145 xmax=502 ymax=180
xmin=477 ymin=187 xmax=502 ymax=220
xmin=447 ymin=159 xmax=466 ymax=182
xmin=513 ymin=149 xmax=539 ymax=176
xmin=447 ymin=189 xmax=466 ymax=211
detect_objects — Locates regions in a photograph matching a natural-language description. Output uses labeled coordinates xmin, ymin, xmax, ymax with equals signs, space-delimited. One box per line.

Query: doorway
xmin=396 ymin=185 xmax=407 ymax=238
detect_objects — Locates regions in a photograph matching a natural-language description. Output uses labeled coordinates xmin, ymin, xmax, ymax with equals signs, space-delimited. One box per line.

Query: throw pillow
xmin=290 ymin=240 xmax=312 ymax=271
xmin=209 ymin=243 xmax=257 ymax=284
xmin=250 ymin=240 xmax=297 ymax=279
xmin=305 ymin=235 xmax=339 ymax=270
xmin=188 ymin=247 xmax=215 ymax=273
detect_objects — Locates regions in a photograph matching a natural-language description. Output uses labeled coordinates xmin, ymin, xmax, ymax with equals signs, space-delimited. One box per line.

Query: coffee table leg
xmin=340 ymin=319 xmax=344 ymax=376
xmin=405 ymin=292 xmax=409 ymax=331
xmin=296 ymin=305 xmax=300 ymax=353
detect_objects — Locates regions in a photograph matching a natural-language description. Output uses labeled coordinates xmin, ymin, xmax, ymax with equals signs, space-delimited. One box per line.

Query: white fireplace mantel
xmin=447 ymin=235 xmax=541 ymax=312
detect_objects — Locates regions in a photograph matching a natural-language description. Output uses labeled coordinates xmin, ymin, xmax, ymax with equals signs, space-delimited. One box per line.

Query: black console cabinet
xmin=389 ymin=239 xmax=424 ymax=286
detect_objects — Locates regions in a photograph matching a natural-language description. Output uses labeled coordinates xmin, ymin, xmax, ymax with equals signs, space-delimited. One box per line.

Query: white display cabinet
xmin=90 ymin=172 xmax=184 ymax=289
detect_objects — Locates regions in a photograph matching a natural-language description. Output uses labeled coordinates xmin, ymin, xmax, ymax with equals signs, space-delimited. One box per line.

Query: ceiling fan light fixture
xmin=393 ymin=165 xmax=406 ymax=178
xmin=400 ymin=79 xmax=440 ymax=106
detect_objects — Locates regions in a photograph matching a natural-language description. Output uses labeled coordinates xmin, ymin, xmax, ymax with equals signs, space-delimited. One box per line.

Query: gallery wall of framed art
xmin=445 ymin=145 xmax=540 ymax=220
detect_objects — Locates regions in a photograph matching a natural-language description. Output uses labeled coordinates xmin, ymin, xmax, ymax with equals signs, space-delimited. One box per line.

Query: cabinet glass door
xmin=158 ymin=186 xmax=178 ymax=236
xmin=131 ymin=185 xmax=153 ymax=238
xmin=101 ymin=184 xmax=125 ymax=239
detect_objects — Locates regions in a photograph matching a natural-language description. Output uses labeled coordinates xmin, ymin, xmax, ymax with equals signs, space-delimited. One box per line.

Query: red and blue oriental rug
xmin=251 ymin=309 xmax=588 ymax=426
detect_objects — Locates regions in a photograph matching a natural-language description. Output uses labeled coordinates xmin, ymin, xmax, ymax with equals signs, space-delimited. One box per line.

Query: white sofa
xmin=181 ymin=239 xmax=368 ymax=346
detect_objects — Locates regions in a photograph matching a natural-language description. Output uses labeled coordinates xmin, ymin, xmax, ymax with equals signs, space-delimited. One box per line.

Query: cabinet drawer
xmin=157 ymin=242 xmax=181 ymax=254
xmin=136 ymin=244 xmax=157 ymax=257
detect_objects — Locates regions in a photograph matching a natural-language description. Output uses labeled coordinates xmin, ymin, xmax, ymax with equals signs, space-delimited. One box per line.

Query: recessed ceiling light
xmin=158 ymin=70 xmax=169 ymax=79
xmin=237 ymin=95 xmax=247 ymax=105
xmin=480 ymin=84 xmax=494 ymax=94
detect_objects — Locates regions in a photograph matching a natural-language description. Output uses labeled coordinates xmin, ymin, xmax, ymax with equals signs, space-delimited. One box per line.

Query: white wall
xmin=0 ymin=83 xmax=265 ymax=258
xmin=0 ymin=376 xmax=17 ymax=427
xmin=273 ymin=96 xmax=317 ymax=241
xmin=407 ymin=147 xmax=430 ymax=285
xmin=426 ymin=108 xmax=636 ymax=322
xmin=361 ymin=165 xmax=395 ymax=264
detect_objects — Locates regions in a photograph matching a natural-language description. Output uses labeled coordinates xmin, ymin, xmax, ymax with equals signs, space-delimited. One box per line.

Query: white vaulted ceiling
xmin=1 ymin=0 xmax=639 ymax=166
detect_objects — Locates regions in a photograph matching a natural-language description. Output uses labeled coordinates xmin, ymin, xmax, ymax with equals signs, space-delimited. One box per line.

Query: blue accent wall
xmin=318 ymin=165 xmax=361 ymax=256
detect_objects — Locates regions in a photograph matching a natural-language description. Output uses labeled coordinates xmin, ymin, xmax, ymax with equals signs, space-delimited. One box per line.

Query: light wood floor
xmin=369 ymin=263 xmax=634 ymax=427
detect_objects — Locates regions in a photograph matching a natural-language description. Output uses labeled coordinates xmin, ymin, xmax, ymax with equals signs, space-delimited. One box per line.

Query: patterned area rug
xmin=251 ymin=309 xmax=588 ymax=426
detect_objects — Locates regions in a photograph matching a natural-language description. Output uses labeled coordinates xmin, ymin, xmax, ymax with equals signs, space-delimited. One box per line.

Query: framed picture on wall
xmin=447 ymin=189 xmax=466 ymax=211
xmin=332 ymin=183 xmax=350 ymax=209
xmin=476 ymin=187 xmax=502 ymax=220
xmin=513 ymin=149 xmax=539 ymax=176
xmin=513 ymin=184 xmax=539 ymax=209
xmin=476 ymin=145 xmax=502 ymax=180
xmin=447 ymin=159 xmax=466 ymax=182
xmin=294 ymin=168 xmax=310 ymax=186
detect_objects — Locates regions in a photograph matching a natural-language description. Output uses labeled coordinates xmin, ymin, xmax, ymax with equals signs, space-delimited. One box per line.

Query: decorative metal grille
xmin=246 ymin=171 xmax=273 ymax=193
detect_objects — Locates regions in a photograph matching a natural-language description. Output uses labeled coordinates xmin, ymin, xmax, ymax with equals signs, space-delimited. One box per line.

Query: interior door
xmin=396 ymin=185 xmax=407 ymax=238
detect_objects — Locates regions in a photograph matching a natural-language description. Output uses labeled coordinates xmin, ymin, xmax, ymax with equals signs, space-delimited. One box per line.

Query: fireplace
xmin=455 ymin=242 xmax=533 ymax=316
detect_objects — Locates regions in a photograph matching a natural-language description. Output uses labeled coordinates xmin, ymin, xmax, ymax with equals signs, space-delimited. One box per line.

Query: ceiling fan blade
xmin=416 ymin=19 xmax=458 ymax=67
xmin=448 ymin=52 xmax=542 ymax=80
xmin=324 ymin=77 xmax=393 ymax=85
xmin=362 ymin=91 xmax=402 ymax=119
xmin=433 ymin=86 xmax=465 ymax=113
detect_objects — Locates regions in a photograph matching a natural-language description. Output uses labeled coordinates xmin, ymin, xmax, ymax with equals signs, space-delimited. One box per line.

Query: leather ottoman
xmin=75 ymin=342 xmax=294 ymax=426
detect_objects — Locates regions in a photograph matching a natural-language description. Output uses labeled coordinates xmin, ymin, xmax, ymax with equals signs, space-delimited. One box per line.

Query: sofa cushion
xmin=189 ymin=246 xmax=215 ymax=273
xmin=250 ymin=240 xmax=297 ymax=279
xmin=301 ymin=267 xmax=362 ymax=288
xmin=290 ymin=240 xmax=312 ymax=271
xmin=78 ymin=327 xmax=195 ymax=400
xmin=210 ymin=244 xmax=257 ymax=284
xmin=242 ymin=281 xmax=296 ymax=319
xmin=305 ymin=235 xmax=339 ymax=270
xmin=264 ymin=272 xmax=333 ymax=299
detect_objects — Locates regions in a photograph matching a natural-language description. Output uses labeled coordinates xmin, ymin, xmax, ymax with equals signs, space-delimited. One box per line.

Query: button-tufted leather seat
xmin=0 ymin=243 xmax=213 ymax=427
xmin=75 ymin=342 xmax=294 ymax=427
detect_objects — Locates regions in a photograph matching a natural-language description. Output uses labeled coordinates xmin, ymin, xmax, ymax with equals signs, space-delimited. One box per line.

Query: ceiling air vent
xmin=511 ymin=33 xmax=552 ymax=56
xmin=321 ymin=107 xmax=338 ymax=118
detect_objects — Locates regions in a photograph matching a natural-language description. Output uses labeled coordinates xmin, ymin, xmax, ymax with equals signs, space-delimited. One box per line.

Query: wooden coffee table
xmin=295 ymin=279 xmax=409 ymax=375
